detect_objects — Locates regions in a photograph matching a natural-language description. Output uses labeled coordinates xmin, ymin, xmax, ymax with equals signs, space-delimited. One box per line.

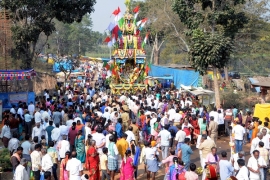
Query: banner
xmin=9 ymin=93 xmax=28 ymax=103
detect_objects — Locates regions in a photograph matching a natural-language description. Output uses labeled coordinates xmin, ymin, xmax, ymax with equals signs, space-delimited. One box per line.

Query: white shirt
xmin=217 ymin=113 xmax=224 ymax=125
xmin=145 ymin=147 xmax=157 ymax=160
xmin=150 ymin=118 xmax=157 ymax=135
xmin=14 ymin=164 xmax=29 ymax=180
xmin=84 ymin=126 xmax=91 ymax=141
xmin=0 ymin=125 xmax=11 ymax=139
xmin=209 ymin=111 xmax=219 ymax=124
xmin=41 ymin=111 xmax=51 ymax=121
xmin=247 ymin=156 xmax=267 ymax=179
xmin=232 ymin=125 xmax=245 ymax=140
xmin=66 ymin=158 xmax=83 ymax=180
xmin=262 ymin=134 xmax=270 ymax=149
xmin=58 ymin=140 xmax=70 ymax=158
xmin=51 ymin=128 xmax=61 ymax=141
xmin=10 ymin=108 xmax=16 ymax=115
xmin=230 ymin=153 xmax=245 ymax=171
xmin=92 ymin=133 xmax=105 ymax=153
xmin=32 ymin=126 xmax=43 ymax=141
xmin=59 ymin=125 xmax=69 ymax=136
xmin=125 ymin=130 xmax=135 ymax=144
xmin=173 ymin=113 xmax=182 ymax=123
xmin=158 ymin=130 xmax=171 ymax=146
xmin=105 ymin=134 xmax=112 ymax=148
xmin=21 ymin=141 xmax=31 ymax=155
xmin=28 ymin=104 xmax=35 ymax=115
xmin=250 ymin=137 xmax=263 ymax=154
xmin=30 ymin=150 xmax=42 ymax=171
xmin=34 ymin=111 xmax=42 ymax=123
xmin=8 ymin=138 xmax=20 ymax=152
xmin=175 ymin=130 xmax=186 ymax=143
xmin=17 ymin=108 xmax=24 ymax=120
xmin=42 ymin=154 xmax=53 ymax=172
xmin=235 ymin=166 xmax=249 ymax=180
xmin=168 ymin=109 xmax=176 ymax=121
xmin=66 ymin=120 xmax=75 ymax=128
xmin=103 ymin=112 xmax=111 ymax=121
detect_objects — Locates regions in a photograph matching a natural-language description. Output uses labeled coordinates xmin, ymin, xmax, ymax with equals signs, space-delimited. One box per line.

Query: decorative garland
xmin=0 ymin=69 xmax=36 ymax=81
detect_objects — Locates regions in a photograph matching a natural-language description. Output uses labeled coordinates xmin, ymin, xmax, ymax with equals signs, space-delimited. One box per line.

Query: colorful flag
xmin=103 ymin=62 xmax=110 ymax=70
xmin=141 ymin=32 xmax=149 ymax=48
xmin=118 ymin=17 xmax=124 ymax=28
xmin=107 ymin=22 xmax=116 ymax=31
xmin=104 ymin=36 xmax=111 ymax=43
xmin=133 ymin=6 xmax=140 ymax=21
xmin=139 ymin=18 xmax=148 ymax=31
xmin=112 ymin=7 xmax=120 ymax=16
xmin=112 ymin=25 xmax=120 ymax=40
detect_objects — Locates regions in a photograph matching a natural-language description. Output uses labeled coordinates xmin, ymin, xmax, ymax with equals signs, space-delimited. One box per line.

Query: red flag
xmin=141 ymin=18 xmax=148 ymax=23
xmin=112 ymin=7 xmax=121 ymax=16
xmin=104 ymin=36 xmax=111 ymax=43
xmin=133 ymin=6 xmax=140 ymax=13
xmin=112 ymin=25 xmax=120 ymax=40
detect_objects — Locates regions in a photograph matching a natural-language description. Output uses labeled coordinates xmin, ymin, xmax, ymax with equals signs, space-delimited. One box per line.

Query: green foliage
xmin=0 ymin=148 xmax=12 ymax=170
xmin=1 ymin=0 xmax=96 ymax=69
xmin=172 ymin=0 xmax=248 ymax=75
xmin=189 ymin=29 xmax=233 ymax=75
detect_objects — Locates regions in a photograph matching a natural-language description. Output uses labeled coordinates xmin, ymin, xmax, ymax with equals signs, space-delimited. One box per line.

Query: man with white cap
xmin=14 ymin=158 xmax=29 ymax=180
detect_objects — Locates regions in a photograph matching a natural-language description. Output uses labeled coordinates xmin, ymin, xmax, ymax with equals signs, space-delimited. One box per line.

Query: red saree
xmin=86 ymin=147 xmax=100 ymax=180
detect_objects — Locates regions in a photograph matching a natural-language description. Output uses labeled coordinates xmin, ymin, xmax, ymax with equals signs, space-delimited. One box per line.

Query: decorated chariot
xmin=105 ymin=0 xmax=150 ymax=94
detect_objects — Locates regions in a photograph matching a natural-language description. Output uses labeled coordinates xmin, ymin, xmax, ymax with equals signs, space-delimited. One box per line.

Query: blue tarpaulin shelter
xmin=149 ymin=65 xmax=199 ymax=89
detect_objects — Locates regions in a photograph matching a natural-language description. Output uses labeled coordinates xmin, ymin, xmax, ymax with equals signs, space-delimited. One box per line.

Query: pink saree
xmin=120 ymin=157 xmax=134 ymax=180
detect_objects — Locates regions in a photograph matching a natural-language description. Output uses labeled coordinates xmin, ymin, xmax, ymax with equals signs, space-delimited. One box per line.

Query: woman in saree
xmin=251 ymin=117 xmax=259 ymax=141
xmin=166 ymin=157 xmax=186 ymax=180
xmin=120 ymin=150 xmax=134 ymax=180
xmin=59 ymin=151 xmax=70 ymax=180
xmin=86 ymin=140 xmax=100 ymax=180
xmin=198 ymin=116 xmax=207 ymax=135
xmin=75 ymin=130 xmax=86 ymax=163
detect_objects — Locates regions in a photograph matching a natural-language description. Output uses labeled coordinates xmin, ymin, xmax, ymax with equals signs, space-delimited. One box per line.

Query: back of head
xmin=190 ymin=163 xmax=196 ymax=171
xmin=48 ymin=141 xmax=54 ymax=147
xmin=33 ymin=136 xmax=39 ymax=143
xmin=71 ymin=151 xmax=77 ymax=158
xmin=259 ymin=141 xmax=264 ymax=147
xmin=184 ymin=138 xmax=190 ymax=144
xmin=221 ymin=151 xmax=227 ymax=158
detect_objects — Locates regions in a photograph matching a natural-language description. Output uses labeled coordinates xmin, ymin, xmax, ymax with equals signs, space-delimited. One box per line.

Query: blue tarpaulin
xmin=0 ymin=92 xmax=35 ymax=109
xmin=149 ymin=65 xmax=199 ymax=89
xmin=248 ymin=78 xmax=260 ymax=92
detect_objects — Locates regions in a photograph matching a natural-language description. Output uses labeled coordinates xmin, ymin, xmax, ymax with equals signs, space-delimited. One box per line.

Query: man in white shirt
xmin=175 ymin=124 xmax=186 ymax=152
xmin=30 ymin=144 xmax=42 ymax=180
xmin=173 ymin=109 xmax=182 ymax=126
xmin=209 ymin=108 xmax=219 ymax=124
xmin=236 ymin=159 xmax=249 ymax=180
xmin=231 ymin=151 xmax=245 ymax=174
xmin=28 ymin=102 xmax=35 ymax=116
xmin=32 ymin=123 xmax=44 ymax=142
xmin=41 ymin=109 xmax=51 ymax=122
xmin=232 ymin=120 xmax=245 ymax=153
xmin=125 ymin=126 xmax=135 ymax=144
xmin=34 ymin=108 xmax=42 ymax=123
xmin=92 ymin=127 xmax=106 ymax=155
xmin=13 ymin=158 xmax=29 ymax=180
xmin=17 ymin=105 xmax=24 ymax=121
xmin=10 ymin=105 xmax=17 ymax=115
xmin=261 ymin=128 xmax=270 ymax=150
xmin=66 ymin=151 xmax=83 ymax=180
xmin=247 ymin=150 xmax=267 ymax=180
xmin=41 ymin=148 xmax=53 ymax=173
xmin=58 ymin=135 xmax=70 ymax=159
xmin=66 ymin=114 xmax=74 ymax=128
xmin=51 ymin=123 xmax=61 ymax=149
xmin=250 ymin=132 xmax=263 ymax=154
xmin=102 ymin=108 xmax=111 ymax=123
xmin=157 ymin=124 xmax=171 ymax=159
xmin=167 ymin=107 xmax=176 ymax=122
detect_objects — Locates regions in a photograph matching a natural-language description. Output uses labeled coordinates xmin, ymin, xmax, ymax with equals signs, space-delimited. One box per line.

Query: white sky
xmin=91 ymin=0 xmax=126 ymax=32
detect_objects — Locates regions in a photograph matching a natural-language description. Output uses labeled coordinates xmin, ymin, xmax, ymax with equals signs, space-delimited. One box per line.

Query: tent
xmin=180 ymin=85 xmax=215 ymax=106
xmin=253 ymin=104 xmax=270 ymax=122
xmin=149 ymin=65 xmax=199 ymax=89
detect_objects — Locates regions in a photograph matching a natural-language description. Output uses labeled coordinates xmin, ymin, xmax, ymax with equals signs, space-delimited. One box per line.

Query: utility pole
xmin=78 ymin=40 xmax=81 ymax=55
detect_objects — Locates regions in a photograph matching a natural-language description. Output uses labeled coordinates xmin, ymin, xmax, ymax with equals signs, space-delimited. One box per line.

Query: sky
xmin=91 ymin=0 xmax=126 ymax=32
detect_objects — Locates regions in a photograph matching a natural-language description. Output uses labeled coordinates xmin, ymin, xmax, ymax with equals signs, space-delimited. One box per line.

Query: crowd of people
xmin=0 ymin=65 xmax=270 ymax=180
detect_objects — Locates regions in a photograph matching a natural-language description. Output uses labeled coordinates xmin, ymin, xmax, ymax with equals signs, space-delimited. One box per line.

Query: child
xmin=100 ymin=147 xmax=110 ymax=180
xmin=40 ymin=135 xmax=47 ymax=149
xmin=184 ymin=163 xmax=199 ymax=180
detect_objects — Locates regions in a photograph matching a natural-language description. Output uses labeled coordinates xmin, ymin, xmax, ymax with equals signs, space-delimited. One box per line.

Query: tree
xmin=55 ymin=57 xmax=80 ymax=88
xmin=1 ymin=0 xmax=96 ymax=69
xmin=172 ymin=0 xmax=248 ymax=107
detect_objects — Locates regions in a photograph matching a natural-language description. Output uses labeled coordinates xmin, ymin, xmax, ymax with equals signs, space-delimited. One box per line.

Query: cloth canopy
xmin=0 ymin=69 xmax=36 ymax=81
xmin=253 ymin=104 xmax=270 ymax=122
